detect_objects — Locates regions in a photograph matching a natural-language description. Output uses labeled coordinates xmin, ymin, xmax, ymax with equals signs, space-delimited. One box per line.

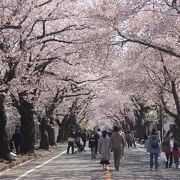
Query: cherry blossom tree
xmin=0 ymin=0 xmax=114 ymax=155
xmin=0 ymin=0 xmax=88 ymax=154
xmin=85 ymin=0 xmax=180 ymax=142
xmin=1 ymin=0 xmax=180 ymax=159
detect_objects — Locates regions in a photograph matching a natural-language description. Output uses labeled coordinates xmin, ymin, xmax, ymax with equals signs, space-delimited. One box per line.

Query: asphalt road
xmin=0 ymin=144 xmax=180 ymax=180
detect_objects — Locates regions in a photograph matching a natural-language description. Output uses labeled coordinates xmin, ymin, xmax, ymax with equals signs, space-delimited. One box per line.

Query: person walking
xmin=67 ymin=129 xmax=75 ymax=154
xmin=81 ymin=130 xmax=87 ymax=148
xmin=95 ymin=128 xmax=102 ymax=154
xmin=89 ymin=131 xmax=98 ymax=159
xmin=96 ymin=128 xmax=102 ymax=138
xmin=131 ymin=130 xmax=136 ymax=148
xmin=172 ymin=142 xmax=180 ymax=169
xmin=98 ymin=130 xmax=111 ymax=171
xmin=12 ymin=129 xmax=23 ymax=155
xmin=75 ymin=131 xmax=84 ymax=152
xmin=147 ymin=129 xmax=161 ymax=171
xmin=111 ymin=126 xmax=126 ymax=171
xmin=120 ymin=129 xmax=126 ymax=158
xmin=162 ymin=131 xmax=173 ymax=168
xmin=126 ymin=131 xmax=133 ymax=149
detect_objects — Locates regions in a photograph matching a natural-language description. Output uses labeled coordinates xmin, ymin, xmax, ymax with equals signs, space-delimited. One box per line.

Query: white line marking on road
xmin=15 ymin=150 xmax=66 ymax=180
xmin=0 ymin=159 xmax=34 ymax=176
xmin=137 ymin=147 xmax=150 ymax=154
xmin=137 ymin=147 xmax=146 ymax=153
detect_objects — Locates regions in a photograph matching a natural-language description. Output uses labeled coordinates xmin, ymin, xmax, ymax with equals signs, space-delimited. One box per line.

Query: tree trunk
xmin=59 ymin=115 xmax=70 ymax=141
xmin=47 ymin=125 xmax=56 ymax=146
xmin=158 ymin=105 xmax=163 ymax=141
xmin=59 ymin=114 xmax=78 ymax=142
xmin=55 ymin=119 xmax=62 ymax=142
xmin=59 ymin=124 xmax=68 ymax=142
xmin=57 ymin=128 xmax=61 ymax=142
xmin=171 ymin=124 xmax=180 ymax=145
xmin=161 ymin=81 xmax=180 ymax=144
xmin=134 ymin=110 xmax=145 ymax=141
xmin=171 ymin=81 xmax=180 ymax=128
xmin=19 ymin=97 xmax=34 ymax=154
xmin=39 ymin=120 xmax=49 ymax=150
xmin=0 ymin=95 xmax=11 ymax=161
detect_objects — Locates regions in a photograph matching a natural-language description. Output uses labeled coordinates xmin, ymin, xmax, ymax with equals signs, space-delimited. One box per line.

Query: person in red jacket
xmin=67 ymin=129 xmax=75 ymax=154
xmin=172 ymin=142 xmax=180 ymax=169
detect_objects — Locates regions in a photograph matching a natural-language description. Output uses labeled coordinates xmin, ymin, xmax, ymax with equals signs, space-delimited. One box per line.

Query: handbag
xmin=161 ymin=141 xmax=170 ymax=153
xmin=159 ymin=152 xmax=167 ymax=162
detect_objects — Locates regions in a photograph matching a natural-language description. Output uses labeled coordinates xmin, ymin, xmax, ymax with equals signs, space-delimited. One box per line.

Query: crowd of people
xmin=66 ymin=127 xmax=137 ymax=171
xmin=9 ymin=126 xmax=180 ymax=172
xmin=66 ymin=127 xmax=180 ymax=172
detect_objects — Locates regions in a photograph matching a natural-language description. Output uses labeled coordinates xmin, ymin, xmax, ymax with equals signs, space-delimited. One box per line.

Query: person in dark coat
xmin=81 ymin=130 xmax=87 ymax=148
xmin=12 ymin=129 xmax=23 ymax=155
xmin=162 ymin=131 xmax=173 ymax=168
xmin=67 ymin=129 xmax=75 ymax=154
xmin=89 ymin=131 xmax=98 ymax=159
xmin=126 ymin=131 xmax=133 ymax=149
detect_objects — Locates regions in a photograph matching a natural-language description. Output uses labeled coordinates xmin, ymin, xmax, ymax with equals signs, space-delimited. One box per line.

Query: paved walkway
xmin=111 ymin=145 xmax=180 ymax=180
xmin=0 ymin=144 xmax=180 ymax=180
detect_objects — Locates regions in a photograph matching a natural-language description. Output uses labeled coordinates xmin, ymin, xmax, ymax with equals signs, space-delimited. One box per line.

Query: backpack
xmin=126 ymin=133 xmax=132 ymax=142
xmin=151 ymin=136 xmax=159 ymax=149
xmin=95 ymin=132 xmax=101 ymax=140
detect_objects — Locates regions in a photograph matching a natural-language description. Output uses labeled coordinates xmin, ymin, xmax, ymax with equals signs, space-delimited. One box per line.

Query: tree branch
xmin=35 ymin=0 xmax=53 ymax=8
xmin=60 ymin=76 xmax=109 ymax=84
xmin=42 ymin=39 xmax=73 ymax=44
xmin=159 ymin=90 xmax=177 ymax=118
xmin=36 ymin=25 xmax=76 ymax=40
xmin=115 ymin=29 xmax=180 ymax=59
